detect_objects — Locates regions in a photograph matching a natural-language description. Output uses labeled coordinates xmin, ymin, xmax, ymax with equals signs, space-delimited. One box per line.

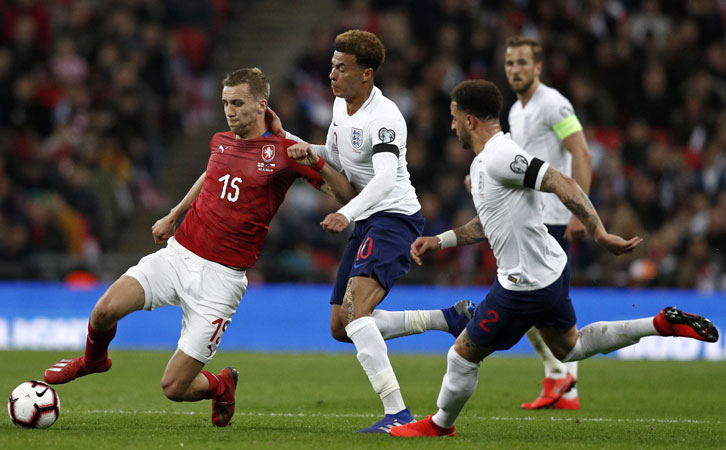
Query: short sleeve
xmin=366 ymin=112 xmax=406 ymax=156
xmin=487 ymin=144 xmax=549 ymax=191
xmin=543 ymin=94 xmax=582 ymax=140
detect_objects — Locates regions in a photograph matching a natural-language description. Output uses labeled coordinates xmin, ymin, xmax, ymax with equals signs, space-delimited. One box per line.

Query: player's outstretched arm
xmin=288 ymin=143 xmax=356 ymax=206
xmin=539 ymin=166 xmax=642 ymax=255
xmin=152 ymin=172 xmax=206 ymax=244
xmin=319 ymin=166 xmax=357 ymax=205
xmin=410 ymin=216 xmax=486 ymax=265
xmin=562 ymin=131 xmax=591 ymax=242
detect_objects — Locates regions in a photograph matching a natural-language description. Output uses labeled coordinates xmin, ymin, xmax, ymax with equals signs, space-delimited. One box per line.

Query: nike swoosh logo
xmin=352 ymin=261 xmax=367 ymax=269
xmin=554 ymin=380 xmax=573 ymax=395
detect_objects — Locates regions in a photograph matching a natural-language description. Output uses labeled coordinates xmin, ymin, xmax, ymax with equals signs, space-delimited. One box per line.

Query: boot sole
xmin=665 ymin=307 xmax=719 ymax=343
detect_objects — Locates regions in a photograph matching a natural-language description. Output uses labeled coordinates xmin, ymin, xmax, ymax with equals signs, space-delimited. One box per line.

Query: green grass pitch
xmin=2 ymin=350 xmax=725 ymax=449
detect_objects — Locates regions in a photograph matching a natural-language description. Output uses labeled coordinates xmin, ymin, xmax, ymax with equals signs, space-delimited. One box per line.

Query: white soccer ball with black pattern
xmin=7 ymin=380 xmax=61 ymax=429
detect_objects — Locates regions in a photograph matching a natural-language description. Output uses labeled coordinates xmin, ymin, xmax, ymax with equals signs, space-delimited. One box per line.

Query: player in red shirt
xmin=43 ymin=68 xmax=355 ymax=427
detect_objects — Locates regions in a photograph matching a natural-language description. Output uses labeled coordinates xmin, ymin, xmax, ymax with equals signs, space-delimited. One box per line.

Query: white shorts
xmin=124 ymin=237 xmax=248 ymax=364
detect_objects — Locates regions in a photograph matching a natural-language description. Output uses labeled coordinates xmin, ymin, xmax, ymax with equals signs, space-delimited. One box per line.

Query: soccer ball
xmin=7 ymin=381 xmax=61 ymax=429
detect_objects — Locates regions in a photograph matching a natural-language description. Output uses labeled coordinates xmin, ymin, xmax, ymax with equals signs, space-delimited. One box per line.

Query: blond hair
xmin=222 ymin=68 xmax=270 ymax=100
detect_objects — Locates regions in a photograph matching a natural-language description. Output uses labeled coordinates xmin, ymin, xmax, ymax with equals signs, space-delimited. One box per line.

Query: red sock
xmin=84 ymin=323 xmax=117 ymax=364
xmin=200 ymin=370 xmax=225 ymax=399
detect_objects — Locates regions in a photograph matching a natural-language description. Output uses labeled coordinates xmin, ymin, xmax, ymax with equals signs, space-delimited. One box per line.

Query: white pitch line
xmin=73 ymin=410 xmax=723 ymax=425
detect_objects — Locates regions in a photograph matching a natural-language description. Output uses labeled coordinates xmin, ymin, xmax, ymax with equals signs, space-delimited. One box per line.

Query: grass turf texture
xmin=2 ymin=350 xmax=725 ymax=449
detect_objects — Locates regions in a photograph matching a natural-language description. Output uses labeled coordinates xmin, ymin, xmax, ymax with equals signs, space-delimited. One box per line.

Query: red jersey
xmin=174 ymin=131 xmax=323 ymax=267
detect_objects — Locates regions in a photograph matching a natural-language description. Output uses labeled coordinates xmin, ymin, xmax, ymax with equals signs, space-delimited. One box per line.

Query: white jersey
xmin=469 ymin=132 xmax=567 ymax=291
xmin=508 ymin=83 xmax=582 ymax=226
xmin=317 ymin=86 xmax=420 ymax=221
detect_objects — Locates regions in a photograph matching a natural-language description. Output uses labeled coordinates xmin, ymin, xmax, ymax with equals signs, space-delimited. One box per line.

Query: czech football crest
xmin=261 ymin=144 xmax=275 ymax=162
xmin=351 ymin=128 xmax=364 ymax=150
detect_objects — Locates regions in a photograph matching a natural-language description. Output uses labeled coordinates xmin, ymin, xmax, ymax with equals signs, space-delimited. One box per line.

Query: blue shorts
xmin=546 ymin=224 xmax=569 ymax=258
xmin=465 ymin=265 xmax=576 ymax=350
xmin=330 ymin=210 xmax=425 ymax=305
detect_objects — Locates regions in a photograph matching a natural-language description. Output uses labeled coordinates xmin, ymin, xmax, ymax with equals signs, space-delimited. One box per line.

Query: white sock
xmin=346 ymin=316 xmax=406 ymax=414
xmin=432 ymin=346 xmax=480 ymax=429
xmin=372 ymin=309 xmax=447 ymax=340
xmin=561 ymin=361 xmax=579 ymax=399
xmin=562 ymin=318 xmax=658 ymax=362
xmin=526 ymin=327 xmax=568 ymax=379
xmin=525 ymin=328 xmax=579 ymax=398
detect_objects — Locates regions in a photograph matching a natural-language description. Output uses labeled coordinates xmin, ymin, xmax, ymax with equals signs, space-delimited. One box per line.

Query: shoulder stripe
xmin=553 ymin=115 xmax=582 ymax=140
xmin=372 ymin=143 xmax=399 ymax=158
xmin=524 ymin=157 xmax=545 ymax=189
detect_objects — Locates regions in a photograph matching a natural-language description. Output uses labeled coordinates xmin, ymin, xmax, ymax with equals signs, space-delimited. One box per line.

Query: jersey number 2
xmin=218 ymin=174 xmax=242 ymax=202
xmin=478 ymin=309 xmax=499 ymax=332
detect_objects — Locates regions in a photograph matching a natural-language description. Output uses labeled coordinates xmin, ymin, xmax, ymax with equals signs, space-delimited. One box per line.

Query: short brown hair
xmin=505 ymin=35 xmax=543 ymax=63
xmin=222 ymin=68 xmax=270 ymax=100
xmin=450 ymin=80 xmax=503 ymax=121
xmin=334 ymin=30 xmax=385 ymax=72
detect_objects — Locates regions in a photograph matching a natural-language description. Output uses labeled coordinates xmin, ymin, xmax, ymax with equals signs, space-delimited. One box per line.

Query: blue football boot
xmin=442 ymin=300 xmax=476 ymax=337
xmin=357 ymin=407 xmax=414 ymax=433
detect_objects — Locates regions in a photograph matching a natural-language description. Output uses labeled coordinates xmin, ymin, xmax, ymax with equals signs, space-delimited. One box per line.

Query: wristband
xmin=313 ymin=157 xmax=325 ymax=171
xmin=436 ymin=230 xmax=457 ymax=249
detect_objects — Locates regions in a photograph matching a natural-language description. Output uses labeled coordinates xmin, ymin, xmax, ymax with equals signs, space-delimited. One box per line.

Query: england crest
xmin=261 ymin=144 xmax=275 ymax=162
xmin=351 ymin=128 xmax=364 ymax=150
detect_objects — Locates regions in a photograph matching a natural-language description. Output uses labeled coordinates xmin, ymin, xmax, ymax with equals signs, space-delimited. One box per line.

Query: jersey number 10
xmin=218 ymin=174 xmax=242 ymax=202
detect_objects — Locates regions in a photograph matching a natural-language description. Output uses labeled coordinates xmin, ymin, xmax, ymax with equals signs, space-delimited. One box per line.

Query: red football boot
xmin=552 ymin=396 xmax=580 ymax=410
xmin=521 ymin=372 xmax=576 ymax=409
xmin=44 ymin=356 xmax=112 ymax=385
xmin=211 ymin=367 xmax=238 ymax=427
xmin=653 ymin=307 xmax=719 ymax=342
xmin=390 ymin=415 xmax=455 ymax=437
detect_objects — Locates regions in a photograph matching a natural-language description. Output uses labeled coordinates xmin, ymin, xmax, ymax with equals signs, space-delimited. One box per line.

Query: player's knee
xmin=336 ymin=304 xmax=352 ymax=327
xmin=91 ymin=281 xmax=143 ymax=327
xmin=161 ymin=378 xmax=188 ymax=402
xmin=330 ymin=323 xmax=351 ymax=342
xmin=551 ymin=347 xmax=570 ymax=361
xmin=453 ymin=339 xmax=471 ymax=359
xmin=91 ymin=295 xmax=124 ymax=327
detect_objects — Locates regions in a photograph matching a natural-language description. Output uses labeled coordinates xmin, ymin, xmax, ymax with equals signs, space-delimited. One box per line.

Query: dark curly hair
xmin=450 ymin=80 xmax=503 ymax=120
xmin=334 ymin=29 xmax=385 ymax=72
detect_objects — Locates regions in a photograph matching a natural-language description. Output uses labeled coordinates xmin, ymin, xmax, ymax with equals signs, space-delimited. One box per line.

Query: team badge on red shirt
xmin=261 ymin=144 xmax=275 ymax=162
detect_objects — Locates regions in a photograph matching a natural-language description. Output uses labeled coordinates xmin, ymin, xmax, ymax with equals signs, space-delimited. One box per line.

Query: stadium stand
xmin=269 ymin=0 xmax=726 ymax=290
xmin=0 ymin=0 xmax=229 ymax=279
xmin=1 ymin=0 xmax=724 ymax=291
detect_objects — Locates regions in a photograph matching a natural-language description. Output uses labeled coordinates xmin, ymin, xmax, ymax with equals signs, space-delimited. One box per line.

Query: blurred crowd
xmin=1 ymin=0 xmax=724 ymax=292
xmin=0 ymin=0 xmax=227 ymax=278
xmin=265 ymin=0 xmax=726 ymax=291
